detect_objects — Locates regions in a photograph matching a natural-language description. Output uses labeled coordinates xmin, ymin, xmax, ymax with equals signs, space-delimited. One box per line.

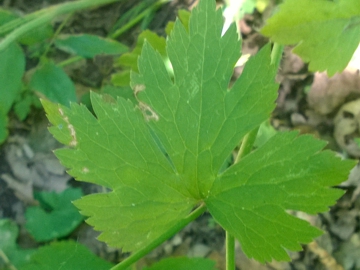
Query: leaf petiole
xmin=110 ymin=203 xmax=207 ymax=270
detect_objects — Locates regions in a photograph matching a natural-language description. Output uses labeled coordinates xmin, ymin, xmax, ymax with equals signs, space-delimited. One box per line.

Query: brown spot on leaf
xmin=139 ymin=102 xmax=159 ymax=122
xmin=58 ymin=107 xmax=77 ymax=147
xmin=134 ymin=84 xmax=146 ymax=96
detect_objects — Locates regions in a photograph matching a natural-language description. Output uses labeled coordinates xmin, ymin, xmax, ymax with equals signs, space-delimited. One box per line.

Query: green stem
xmin=41 ymin=13 xmax=73 ymax=59
xmin=225 ymin=233 xmax=235 ymax=270
xmin=270 ymin=43 xmax=284 ymax=68
xmin=109 ymin=0 xmax=169 ymax=39
xmin=110 ymin=203 xmax=207 ymax=270
xmin=225 ymin=127 xmax=259 ymax=270
xmin=0 ymin=0 xmax=120 ymax=51
xmin=235 ymin=127 xmax=259 ymax=164
xmin=225 ymin=42 xmax=284 ymax=270
xmin=0 ymin=249 xmax=17 ymax=270
xmin=58 ymin=55 xmax=84 ymax=68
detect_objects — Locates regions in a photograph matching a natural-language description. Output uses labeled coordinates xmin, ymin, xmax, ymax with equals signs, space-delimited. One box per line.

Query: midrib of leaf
xmin=131 ymin=1 xmax=239 ymax=200
xmin=196 ymin=3 xmax=211 ymax=200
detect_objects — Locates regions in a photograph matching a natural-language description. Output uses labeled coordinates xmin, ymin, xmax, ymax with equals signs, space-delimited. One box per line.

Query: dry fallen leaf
xmin=308 ymin=69 xmax=360 ymax=115
xmin=334 ymin=99 xmax=360 ymax=157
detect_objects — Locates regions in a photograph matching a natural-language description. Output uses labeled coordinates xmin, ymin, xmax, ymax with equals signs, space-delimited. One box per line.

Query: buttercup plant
xmin=42 ymin=0 xmax=355 ymax=269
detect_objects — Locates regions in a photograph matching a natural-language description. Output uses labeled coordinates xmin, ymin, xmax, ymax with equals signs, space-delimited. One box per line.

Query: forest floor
xmin=1 ymin=0 xmax=360 ymax=269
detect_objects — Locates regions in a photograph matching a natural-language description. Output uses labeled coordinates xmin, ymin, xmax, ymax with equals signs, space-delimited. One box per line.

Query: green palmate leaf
xmin=143 ymin=257 xmax=217 ymax=270
xmin=261 ymin=0 xmax=360 ymax=76
xmin=0 ymin=42 xmax=25 ymax=114
xmin=25 ymin=188 xmax=84 ymax=242
xmin=55 ymin=34 xmax=128 ymax=58
xmin=19 ymin=241 xmax=113 ymax=270
xmin=29 ymin=61 xmax=76 ymax=106
xmin=43 ymin=0 xmax=353 ymax=263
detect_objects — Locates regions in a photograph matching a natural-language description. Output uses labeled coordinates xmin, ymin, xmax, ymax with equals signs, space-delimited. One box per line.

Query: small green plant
xmin=0 ymin=0 xmax=167 ymax=144
xmin=0 ymin=0 xmax=125 ymax=144
xmin=41 ymin=0 xmax=356 ymax=269
xmin=261 ymin=0 xmax=360 ymax=76
xmin=0 ymin=218 xmax=114 ymax=270
xmin=25 ymin=188 xmax=84 ymax=242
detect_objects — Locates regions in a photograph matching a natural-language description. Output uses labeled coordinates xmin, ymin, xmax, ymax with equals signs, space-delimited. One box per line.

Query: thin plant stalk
xmin=0 ymin=0 xmax=120 ymax=51
xmin=58 ymin=55 xmax=84 ymax=68
xmin=0 ymin=249 xmax=17 ymax=270
xmin=225 ymin=233 xmax=235 ymax=270
xmin=109 ymin=0 xmax=170 ymax=39
xmin=41 ymin=13 xmax=73 ymax=60
xmin=225 ymin=42 xmax=284 ymax=270
xmin=271 ymin=43 xmax=284 ymax=67
xmin=110 ymin=203 xmax=207 ymax=270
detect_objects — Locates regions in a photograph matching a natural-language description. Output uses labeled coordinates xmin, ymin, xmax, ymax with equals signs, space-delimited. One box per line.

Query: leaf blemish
xmin=58 ymin=107 xmax=77 ymax=146
xmin=82 ymin=167 xmax=89 ymax=174
xmin=139 ymin=102 xmax=159 ymax=122
xmin=134 ymin=84 xmax=146 ymax=96
xmin=58 ymin=108 xmax=64 ymax=116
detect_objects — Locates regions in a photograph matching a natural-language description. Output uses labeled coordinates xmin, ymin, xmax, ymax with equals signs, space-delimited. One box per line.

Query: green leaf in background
xmin=18 ymin=23 xmax=53 ymax=46
xmin=13 ymin=88 xmax=39 ymax=121
xmin=254 ymin=119 xmax=277 ymax=148
xmin=29 ymin=61 xmax=76 ymax=106
xmin=25 ymin=188 xmax=84 ymax=242
xmin=143 ymin=257 xmax=217 ymax=270
xmin=165 ymin=9 xmax=190 ymax=35
xmin=111 ymin=69 xmax=131 ymax=87
xmin=0 ymin=42 xmax=25 ymax=114
xmin=112 ymin=30 xmax=167 ymax=86
xmin=42 ymin=0 xmax=354 ymax=263
xmin=19 ymin=241 xmax=113 ymax=270
xmin=116 ymin=30 xmax=167 ymax=71
xmin=0 ymin=219 xmax=35 ymax=269
xmin=261 ymin=0 xmax=360 ymax=76
xmin=101 ymin=85 xmax=137 ymax=104
xmin=55 ymin=34 xmax=128 ymax=58
xmin=112 ymin=10 xmax=191 ymax=88
xmin=14 ymin=96 xmax=32 ymax=121
xmin=0 ymin=9 xmax=18 ymax=31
